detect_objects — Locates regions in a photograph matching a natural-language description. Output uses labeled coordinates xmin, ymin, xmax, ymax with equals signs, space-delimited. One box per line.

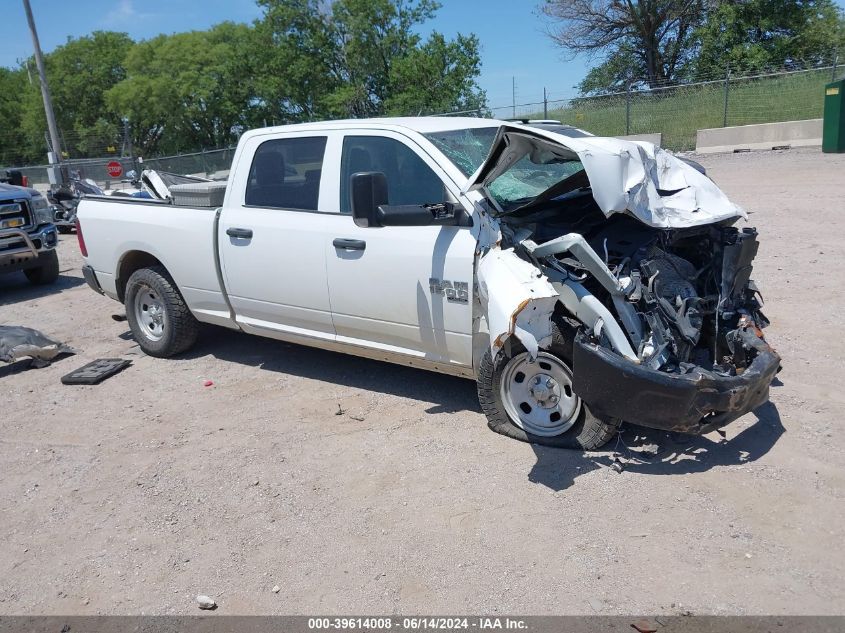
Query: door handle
xmin=226 ymin=227 xmax=253 ymax=239
xmin=333 ymin=238 xmax=366 ymax=251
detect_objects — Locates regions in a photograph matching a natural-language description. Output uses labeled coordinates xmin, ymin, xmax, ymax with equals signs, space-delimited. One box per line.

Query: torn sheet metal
xmin=0 ymin=325 xmax=78 ymax=365
xmin=476 ymin=248 xmax=559 ymax=357
xmin=464 ymin=124 xmax=744 ymax=229
xmin=468 ymin=198 xmax=502 ymax=252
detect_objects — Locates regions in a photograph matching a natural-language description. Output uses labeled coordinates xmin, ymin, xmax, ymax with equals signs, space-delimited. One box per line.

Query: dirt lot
xmin=1 ymin=148 xmax=844 ymax=615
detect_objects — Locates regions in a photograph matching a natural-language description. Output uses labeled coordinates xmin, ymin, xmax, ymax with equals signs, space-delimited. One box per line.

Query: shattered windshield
xmin=424 ymin=127 xmax=585 ymax=212
xmin=424 ymin=127 xmax=498 ymax=177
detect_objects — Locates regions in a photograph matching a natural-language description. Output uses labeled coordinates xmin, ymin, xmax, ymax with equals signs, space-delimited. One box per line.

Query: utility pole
xmin=543 ymin=87 xmax=548 ymax=119
xmin=512 ymin=76 xmax=516 ymax=118
xmin=22 ymin=0 xmax=63 ymax=182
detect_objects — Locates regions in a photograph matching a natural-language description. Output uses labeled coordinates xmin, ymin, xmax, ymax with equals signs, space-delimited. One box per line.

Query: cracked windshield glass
xmin=425 ymin=127 xmax=584 ymax=211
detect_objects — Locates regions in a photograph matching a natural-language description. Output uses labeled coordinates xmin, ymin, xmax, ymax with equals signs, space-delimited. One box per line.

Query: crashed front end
xmin=468 ymin=125 xmax=780 ymax=436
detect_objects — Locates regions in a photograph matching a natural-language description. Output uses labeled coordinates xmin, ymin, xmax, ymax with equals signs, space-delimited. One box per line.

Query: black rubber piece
xmin=477 ymin=319 xmax=620 ymax=450
xmin=124 ymin=266 xmax=199 ymax=358
xmin=24 ymin=249 xmax=60 ymax=285
xmin=62 ymin=359 xmax=131 ymax=385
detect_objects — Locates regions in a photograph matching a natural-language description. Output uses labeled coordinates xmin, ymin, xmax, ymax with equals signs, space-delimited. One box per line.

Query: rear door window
xmin=245 ymin=136 xmax=327 ymax=210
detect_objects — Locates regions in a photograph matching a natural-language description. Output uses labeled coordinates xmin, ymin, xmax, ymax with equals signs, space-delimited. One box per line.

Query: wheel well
xmin=116 ymin=251 xmax=164 ymax=302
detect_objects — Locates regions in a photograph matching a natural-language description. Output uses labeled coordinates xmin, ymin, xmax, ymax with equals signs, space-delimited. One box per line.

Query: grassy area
xmin=535 ymin=68 xmax=834 ymax=151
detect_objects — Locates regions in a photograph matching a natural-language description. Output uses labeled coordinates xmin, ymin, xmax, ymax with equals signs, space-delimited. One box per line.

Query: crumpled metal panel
xmin=476 ymin=248 xmax=559 ymax=358
xmin=464 ymin=124 xmax=745 ymax=229
xmin=0 ymin=325 xmax=77 ymax=364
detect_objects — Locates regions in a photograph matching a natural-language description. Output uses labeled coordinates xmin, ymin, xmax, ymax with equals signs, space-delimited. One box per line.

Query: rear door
xmin=218 ymin=133 xmax=335 ymax=340
xmin=322 ymin=131 xmax=476 ymax=368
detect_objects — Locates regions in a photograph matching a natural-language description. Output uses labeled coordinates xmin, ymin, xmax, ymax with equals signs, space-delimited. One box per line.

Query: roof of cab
xmin=240 ymin=116 xmax=502 ymax=140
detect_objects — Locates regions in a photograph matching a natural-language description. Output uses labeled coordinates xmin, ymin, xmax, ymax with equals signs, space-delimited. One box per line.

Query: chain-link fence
xmin=2 ymin=150 xmax=234 ymax=191
xmin=3 ymin=60 xmax=841 ymax=183
xmin=441 ymin=63 xmax=841 ymax=151
xmin=4 ymin=156 xmax=139 ymax=190
xmin=141 ymin=147 xmax=236 ymax=179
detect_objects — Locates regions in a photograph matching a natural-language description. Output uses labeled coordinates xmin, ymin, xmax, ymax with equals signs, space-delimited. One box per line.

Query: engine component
xmin=641 ymin=247 xmax=697 ymax=304
xmin=720 ymin=227 xmax=759 ymax=312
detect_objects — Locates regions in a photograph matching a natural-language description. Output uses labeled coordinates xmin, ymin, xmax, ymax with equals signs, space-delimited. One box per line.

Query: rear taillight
xmin=75 ymin=219 xmax=88 ymax=256
xmin=22 ymin=175 xmax=29 ymax=187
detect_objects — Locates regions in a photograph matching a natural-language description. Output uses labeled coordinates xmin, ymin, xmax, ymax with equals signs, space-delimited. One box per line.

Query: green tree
xmin=385 ymin=32 xmax=486 ymax=115
xmin=106 ymin=23 xmax=259 ymax=156
xmin=694 ymin=0 xmax=845 ymax=78
xmin=253 ymin=0 xmax=485 ymax=120
xmin=19 ymin=31 xmax=133 ymax=160
xmin=0 ymin=67 xmax=29 ymax=166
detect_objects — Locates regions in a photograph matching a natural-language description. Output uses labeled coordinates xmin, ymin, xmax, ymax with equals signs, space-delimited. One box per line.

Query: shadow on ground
xmin=0 ymin=273 xmax=84 ymax=307
xmin=528 ymin=400 xmax=785 ymax=491
xmin=118 ymin=324 xmax=786 ymax=482
xmin=182 ymin=325 xmax=481 ymax=414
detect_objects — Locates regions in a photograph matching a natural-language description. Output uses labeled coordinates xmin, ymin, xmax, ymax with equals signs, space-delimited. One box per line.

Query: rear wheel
xmin=24 ymin=250 xmax=60 ymax=285
xmin=125 ymin=266 xmax=199 ymax=357
xmin=477 ymin=320 xmax=620 ymax=450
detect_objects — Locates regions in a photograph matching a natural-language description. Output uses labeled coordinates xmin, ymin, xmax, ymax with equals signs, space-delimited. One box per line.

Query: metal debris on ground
xmin=0 ymin=326 xmax=78 ymax=366
xmin=61 ymin=359 xmax=132 ymax=385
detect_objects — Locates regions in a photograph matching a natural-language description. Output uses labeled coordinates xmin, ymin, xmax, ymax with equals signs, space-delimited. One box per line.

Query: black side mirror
xmin=351 ymin=172 xmax=389 ymax=228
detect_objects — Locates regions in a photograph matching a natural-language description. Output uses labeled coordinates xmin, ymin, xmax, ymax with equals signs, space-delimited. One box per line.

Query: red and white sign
xmin=106 ymin=161 xmax=123 ymax=178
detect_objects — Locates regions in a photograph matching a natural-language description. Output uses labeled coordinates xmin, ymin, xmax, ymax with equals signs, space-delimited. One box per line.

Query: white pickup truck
xmin=77 ymin=117 xmax=780 ymax=449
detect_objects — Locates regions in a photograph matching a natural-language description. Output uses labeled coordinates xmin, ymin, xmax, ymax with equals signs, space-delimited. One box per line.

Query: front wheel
xmin=125 ymin=266 xmax=199 ymax=358
xmin=477 ymin=321 xmax=620 ymax=450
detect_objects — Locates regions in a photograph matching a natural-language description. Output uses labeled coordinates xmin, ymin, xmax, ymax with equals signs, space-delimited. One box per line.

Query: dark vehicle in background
xmin=0 ymin=173 xmax=60 ymax=286
xmin=49 ymin=175 xmax=105 ymax=234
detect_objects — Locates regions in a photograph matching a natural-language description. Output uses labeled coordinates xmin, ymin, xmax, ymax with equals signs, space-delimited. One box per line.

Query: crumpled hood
xmin=463 ymin=124 xmax=745 ymax=229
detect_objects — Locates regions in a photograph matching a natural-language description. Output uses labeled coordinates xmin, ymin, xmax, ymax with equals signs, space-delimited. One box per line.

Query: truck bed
xmin=77 ymin=196 xmax=232 ymax=326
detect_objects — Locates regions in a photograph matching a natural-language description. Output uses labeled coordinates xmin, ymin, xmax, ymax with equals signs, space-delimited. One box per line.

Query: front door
xmin=323 ymin=132 xmax=476 ymax=367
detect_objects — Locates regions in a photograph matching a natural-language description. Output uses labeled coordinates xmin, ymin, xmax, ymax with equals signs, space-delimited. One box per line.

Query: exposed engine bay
xmin=469 ymin=123 xmax=780 ymax=435
xmin=504 ymin=200 xmax=769 ymax=379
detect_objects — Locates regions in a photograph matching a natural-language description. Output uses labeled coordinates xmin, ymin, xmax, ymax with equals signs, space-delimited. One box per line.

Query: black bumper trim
xmin=572 ymin=331 xmax=781 ymax=434
xmin=82 ymin=264 xmax=104 ymax=295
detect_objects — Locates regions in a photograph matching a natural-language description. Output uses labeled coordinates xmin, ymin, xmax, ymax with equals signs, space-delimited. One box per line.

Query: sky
xmin=0 ymin=0 xmax=591 ymax=109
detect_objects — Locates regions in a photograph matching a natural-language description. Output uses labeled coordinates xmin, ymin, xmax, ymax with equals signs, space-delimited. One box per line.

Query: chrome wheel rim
xmin=500 ymin=351 xmax=581 ymax=437
xmin=134 ymin=285 xmax=166 ymax=342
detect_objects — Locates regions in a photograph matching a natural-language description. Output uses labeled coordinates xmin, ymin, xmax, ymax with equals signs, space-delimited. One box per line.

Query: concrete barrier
xmin=618 ymin=132 xmax=662 ymax=147
xmin=696 ymin=119 xmax=822 ymax=154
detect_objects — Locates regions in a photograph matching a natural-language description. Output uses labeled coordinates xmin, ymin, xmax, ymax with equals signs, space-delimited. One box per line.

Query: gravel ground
xmin=1 ymin=147 xmax=844 ymax=615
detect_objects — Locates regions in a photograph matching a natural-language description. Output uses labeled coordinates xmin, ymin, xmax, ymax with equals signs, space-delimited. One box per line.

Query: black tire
xmin=124 ymin=266 xmax=199 ymax=357
xmin=57 ymin=225 xmax=74 ymax=234
xmin=477 ymin=319 xmax=620 ymax=450
xmin=24 ymin=249 xmax=60 ymax=285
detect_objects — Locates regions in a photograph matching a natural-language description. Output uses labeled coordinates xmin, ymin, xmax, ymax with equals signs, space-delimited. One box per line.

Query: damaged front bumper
xmin=571 ymin=330 xmax=781 ymax=435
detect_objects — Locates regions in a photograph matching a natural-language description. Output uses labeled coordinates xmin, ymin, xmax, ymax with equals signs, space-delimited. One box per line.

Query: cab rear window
xmin=245 ymin=136 xmax=327 ymax=210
